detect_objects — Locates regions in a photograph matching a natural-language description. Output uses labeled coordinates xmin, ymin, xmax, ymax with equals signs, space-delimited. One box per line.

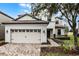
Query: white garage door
xmin=10 ymin=29 xmax=41 ymax=43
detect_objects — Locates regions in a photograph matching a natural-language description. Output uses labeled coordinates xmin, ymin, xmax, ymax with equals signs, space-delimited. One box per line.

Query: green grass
xmin=63 ymin=33 xmax=79 ymax=49
xmin=41 ymin=32 xmax=79 ymax=56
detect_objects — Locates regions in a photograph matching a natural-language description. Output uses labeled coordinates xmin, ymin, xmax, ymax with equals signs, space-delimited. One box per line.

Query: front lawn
xmin=41 ymin=32 xmax=79 ymax=56
xmin=41 ymin=47 xmax=79 ymax=56
xmin=41 ymin=47 xmax=67 ymax=56
xmin=63 ymin=33 xmax=79 ymax=49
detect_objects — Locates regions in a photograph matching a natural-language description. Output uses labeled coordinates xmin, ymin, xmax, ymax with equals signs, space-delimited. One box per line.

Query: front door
xmin=57 ymin=29 xmax=61 ymax=35
xmin=47 ymin=29 xmax=53 ymax=38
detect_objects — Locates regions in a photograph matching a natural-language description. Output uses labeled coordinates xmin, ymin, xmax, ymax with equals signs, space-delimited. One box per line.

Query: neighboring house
xmin=2 ymin=11 xmax=65 ymax=43
xmin=0 ymin=11 xmax=14 ymax=40
xmin=0 ymin=11 xmax=14 ymax=22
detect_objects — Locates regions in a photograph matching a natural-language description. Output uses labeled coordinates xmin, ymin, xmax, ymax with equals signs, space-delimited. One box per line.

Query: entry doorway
xmin=47 ymin=29 xmax=53 ymax=38
xmin=57 ymin=29 xmax=61 ymax=35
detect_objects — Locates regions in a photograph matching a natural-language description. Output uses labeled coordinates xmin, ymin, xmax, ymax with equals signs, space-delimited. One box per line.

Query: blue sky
xmin=0 ymin=3 xmax=31 ymax=18
xmin=0 ymin=3 xmax=78 ymax=29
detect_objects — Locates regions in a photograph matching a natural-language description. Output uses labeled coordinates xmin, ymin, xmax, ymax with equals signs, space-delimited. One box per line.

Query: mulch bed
xmin=40 ymin=47 xmax=79 ymax=56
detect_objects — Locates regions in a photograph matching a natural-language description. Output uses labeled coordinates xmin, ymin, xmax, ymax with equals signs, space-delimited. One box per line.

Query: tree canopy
xmin=31 ymin=3 xmax=79 ymax=49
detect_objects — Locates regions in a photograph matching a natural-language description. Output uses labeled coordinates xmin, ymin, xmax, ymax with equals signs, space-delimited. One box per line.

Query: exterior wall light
xmin=6 ymin=30 xmax=8 ymax=33
xmin=43 ymin=30 xmax=45 ymax=33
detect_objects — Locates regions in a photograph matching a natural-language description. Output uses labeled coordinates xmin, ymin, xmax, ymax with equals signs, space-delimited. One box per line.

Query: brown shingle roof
xmin=15 ymin=13 xmax=41 ymax=21
xmin=0 ymin=11 xmax=15 ymax=20
xmin=2 ymin=20 xmax=48 ymax=24
xmin=55 ymin=24 xmax=65 ymax=28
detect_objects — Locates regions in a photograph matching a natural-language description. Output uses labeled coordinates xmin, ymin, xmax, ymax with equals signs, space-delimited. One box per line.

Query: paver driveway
xmin=0 ymin=43 xmax=41 ymax=56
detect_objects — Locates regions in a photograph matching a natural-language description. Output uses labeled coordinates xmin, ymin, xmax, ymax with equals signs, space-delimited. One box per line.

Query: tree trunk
xmin=73 ymin=30 xmax=78 ymax=50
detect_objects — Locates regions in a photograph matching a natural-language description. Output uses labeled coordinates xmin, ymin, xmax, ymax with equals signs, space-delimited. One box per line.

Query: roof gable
xmin=15 ymin=13 xmax=40 ymax=21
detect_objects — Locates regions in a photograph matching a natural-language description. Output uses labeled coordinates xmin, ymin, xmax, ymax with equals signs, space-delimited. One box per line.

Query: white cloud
xmin=18 ymin=3 xmax=31 ymax=14
xmin=19 ymin=9 xmax=31 ymax=15
xmin=24 ymin=9 xmax=30 ymax=13
xmin=19 ymin=3 xmax=27 ymax=7
xmin=19 ymin=3 xmax=31 ymax=9
xmin=26 ymin=4 xmax=31 ymax=9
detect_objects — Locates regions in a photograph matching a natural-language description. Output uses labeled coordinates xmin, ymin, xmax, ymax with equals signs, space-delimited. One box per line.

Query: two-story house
xmin=37 ymin=10 xmax=65 ymax=39
xmin=2 ymin=11 xmax=65 ymax=43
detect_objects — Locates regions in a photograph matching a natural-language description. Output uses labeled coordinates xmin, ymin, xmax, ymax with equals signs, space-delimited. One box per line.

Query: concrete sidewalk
xmin=48 ymin=39 xmax=60 ymax=47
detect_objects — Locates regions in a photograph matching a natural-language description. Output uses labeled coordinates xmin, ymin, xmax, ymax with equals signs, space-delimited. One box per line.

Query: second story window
xmin=56 ymin=20 xmax=59 ymax=24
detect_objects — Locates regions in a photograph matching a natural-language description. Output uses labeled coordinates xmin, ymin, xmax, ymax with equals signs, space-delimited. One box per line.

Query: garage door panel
xmin=12 ymin=32 xmax=25 ymax=39
xmin=29 ymin=32 xmax=41 ymax=39
xmin=11 ymin=29 xmax=41 ymax=43
xmin=11 ymin=32 xmax=26 ymax=43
